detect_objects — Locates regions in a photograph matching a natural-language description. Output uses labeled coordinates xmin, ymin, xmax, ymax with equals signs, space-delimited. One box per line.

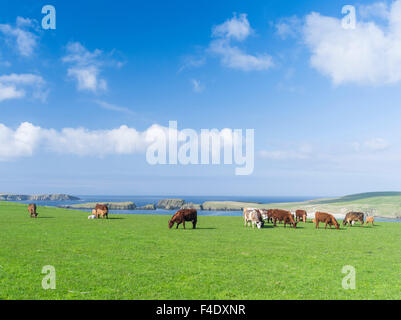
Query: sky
xmin=1 ymin=0 xmax=401 ymax=197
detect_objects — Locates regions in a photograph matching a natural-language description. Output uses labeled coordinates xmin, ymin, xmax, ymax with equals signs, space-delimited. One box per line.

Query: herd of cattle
xmin=27 ymin=203 xmax=375 ymax=230
xmin=242 ymin=208 xmax=375 ymax=229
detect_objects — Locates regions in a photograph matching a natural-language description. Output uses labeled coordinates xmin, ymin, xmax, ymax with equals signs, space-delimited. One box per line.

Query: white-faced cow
xmin=243 ymin=208 xmax=264 ymax=229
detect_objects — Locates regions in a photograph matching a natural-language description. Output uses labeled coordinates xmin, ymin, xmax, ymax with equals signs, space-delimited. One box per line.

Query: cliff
xmin=156 ymin=199 xmax=185 ymax=210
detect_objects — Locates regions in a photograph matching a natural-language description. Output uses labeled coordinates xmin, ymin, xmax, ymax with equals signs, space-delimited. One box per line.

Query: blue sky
xmin=1 ymin=0 xmax=401 ymax=196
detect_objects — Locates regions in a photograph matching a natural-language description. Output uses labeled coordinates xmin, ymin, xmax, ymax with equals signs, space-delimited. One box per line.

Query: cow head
xmin=333 ymin=219 xmax=340 ymax=229
xmin=256 ymin=221 xmax=264 ymax=229
xmin=168 ymin=220 xmax=174 ymax=229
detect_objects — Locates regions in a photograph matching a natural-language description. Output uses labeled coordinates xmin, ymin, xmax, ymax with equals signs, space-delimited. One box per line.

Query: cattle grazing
xmin=28 ymin=203 xmax=38 ymax=218
xmin=168 ymin=209 xmax=197 ymax=229
xmin=271 ymin=209 xmax=297 ymax=228
xmin=296 ymin=210 xmax=307 ymax=223
xmin=343 ymin=212 xmax=364 ymax=226
xmin=315 ymin=212 xmax=339 ymax=229
xmin=243 ymin=209 xmax=264 ymax=229
xmin=365 ymin=216 xmax=375 ymax=226
xmin=94 ymin=204 xmax=109 ymax=219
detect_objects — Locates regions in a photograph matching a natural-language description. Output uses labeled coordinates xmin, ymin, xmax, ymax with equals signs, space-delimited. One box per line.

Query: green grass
xmin=0 ymin=201 xmax=400 ymax=300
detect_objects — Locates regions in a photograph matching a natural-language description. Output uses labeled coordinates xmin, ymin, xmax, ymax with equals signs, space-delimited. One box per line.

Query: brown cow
xmin=168 ymin=209 xmax=197 ymax=229
xmin=365 ymin=216 xmax=375 ymax=226
xmin=315 ymin=212 xmax=339 ymax=229
xmin=95 ymin=204 xmax=109 ymax=219
xmin=343 ymin=212 xmax=364 ymax=226
xmin=271 ymin=209 xmax=297 ymax=228
xmin=296 ymin=210 xmax=307 ymax=223
xmin=28 ymin=203 xmax=37 ymax=218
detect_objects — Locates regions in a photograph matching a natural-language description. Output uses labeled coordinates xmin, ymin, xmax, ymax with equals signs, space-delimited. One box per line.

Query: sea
xmin=11 ymin=195 xmax=401 ymax=223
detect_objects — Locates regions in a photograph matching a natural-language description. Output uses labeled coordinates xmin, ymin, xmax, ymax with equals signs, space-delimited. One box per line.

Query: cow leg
xmin=176 ymin=222 xmax=180 ymax=229
xmin=183 ymin=221 xmax=186 ymax=229
xmin=325 ymin=222 xmax=328 ymax=229
xmin=316 ymin=221 xmax=319 ymax=229
xmin=192 ymin=220 xmax=197 ymax=229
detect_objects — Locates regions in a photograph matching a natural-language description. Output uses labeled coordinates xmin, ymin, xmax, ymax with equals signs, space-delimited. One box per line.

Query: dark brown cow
xmin=168 ymin=209 xmax=197 ymax=229
xmin=28 ymin=203 xmax=37 ymax=218
xmin=296 ymin=210 xmax=307 ymax=223
xmin=343 ymin=212 xmax=364 ymax=226
xmin=271 ymin=209 xmax=297 ymax=228
xmin=315 ymin=212 xmax=339 ymax=229
xmin=95 ymin=204 xmax=109 ymax=219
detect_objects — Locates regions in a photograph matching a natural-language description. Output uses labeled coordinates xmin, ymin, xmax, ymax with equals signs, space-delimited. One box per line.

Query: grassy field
xmin=0 ymin=201 xmax=400 ymax=300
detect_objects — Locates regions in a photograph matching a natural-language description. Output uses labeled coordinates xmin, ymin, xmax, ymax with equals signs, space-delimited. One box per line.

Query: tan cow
xmin=365 ymin=216 xmax=375 ymax=226
xmin=28 ymin=203 xmax=38 ymax=218
xmin=94 ymin=204 xmax=109 ymax=219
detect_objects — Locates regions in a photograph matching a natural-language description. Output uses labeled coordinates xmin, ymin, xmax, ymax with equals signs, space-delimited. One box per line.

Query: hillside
xmin=203 ymin=192 xmax=401 ymax=218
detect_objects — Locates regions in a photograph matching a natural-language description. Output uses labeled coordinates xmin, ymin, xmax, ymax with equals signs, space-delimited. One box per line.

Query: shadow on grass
xmin=37 ymin=217 xmax=55 ymax=219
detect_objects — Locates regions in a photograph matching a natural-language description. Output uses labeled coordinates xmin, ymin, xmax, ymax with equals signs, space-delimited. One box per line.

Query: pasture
xmin=0 ymin=201 xmax=400 ymax=300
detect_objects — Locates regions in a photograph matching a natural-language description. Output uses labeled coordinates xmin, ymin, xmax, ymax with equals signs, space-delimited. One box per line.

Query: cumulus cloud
xmin=0 ymin=17 xmax=38 ymax=57
xmin=62 ymin=42 xmax=110 ymax=92
xmin=0 ymin=122 xmax=244 ymax=162
xmin=359 ymin=2 xmax=390 ymax=20
xmin=209 ymin=13 xmax=273 ymax=71
xmin=0 ymin=122 xmax=42 ymax=160
xmin=303 ymin=0 xmax=401 ymax=85
xmin=0 ymin=73 xmax=47 ymax=102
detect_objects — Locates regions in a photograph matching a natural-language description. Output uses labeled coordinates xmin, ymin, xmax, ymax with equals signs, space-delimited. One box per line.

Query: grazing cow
xmin=343 ymin=212 xmax=364 ymax=226
xmin=168 ymin=209 xmax=197 ymax=229
xmin=244 ymin=208 xmax=272 ymax=223
xmin=243 ymin=209 xmax=264 ymax=229
xmin=365 ymin=216 xmax=375 ymax=226
xmin=95 ymin=204 xmax=109 ymax=219
xmin=28 ymin=203 xmax=38 ymax=218
xmin=315 ymin=212 xmax=339 ymax=230
xmin=296 ymin=210 xmax=307 ymax=223
xmin=271 ymin=209 xmax=297 ymax=228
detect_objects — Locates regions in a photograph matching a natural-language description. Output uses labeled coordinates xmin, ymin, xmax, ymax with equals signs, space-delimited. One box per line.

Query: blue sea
xmin=11 ymin=195 xmax=401 ymax=222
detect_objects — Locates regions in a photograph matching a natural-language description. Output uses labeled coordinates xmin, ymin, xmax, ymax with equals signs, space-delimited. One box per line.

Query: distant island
xmin=0 ymin=193 xmax=80 ymax=201
xmin=56 ymin=192 xmax=401 ymax=219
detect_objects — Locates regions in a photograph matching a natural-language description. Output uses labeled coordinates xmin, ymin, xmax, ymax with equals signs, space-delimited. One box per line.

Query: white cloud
xmin=0 ymin=73 xmax=47 ymax=102
xmin=0 ymin=17 xmax=38 ymax=57
xmin=0 ymin=122 xmax=242 ymax=161
xmin=94 ymin=99 xmax=135 ymax=115
xmin=212 ymin=13 xmax=252 ymax=41
xmin=275 ymin=16 xmax=302 ymax=39
xmin=303 ymin=0 xmax=401 ymax=85
xmin=209 ymin=13 xmax=273 ymax=71
xmin=0 ymin=122 xmax=42 ymax=160
xmin=62 ymin=42 xmax=109 ymax=93
xmin=359 ymin=2 xmax=390 ymax=20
